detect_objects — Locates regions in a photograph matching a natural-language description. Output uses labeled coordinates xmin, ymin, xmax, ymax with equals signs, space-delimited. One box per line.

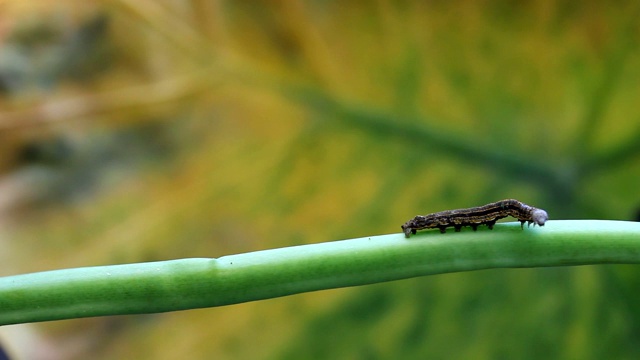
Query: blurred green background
xmin=1 ymin=1 xmax=639 ymax=359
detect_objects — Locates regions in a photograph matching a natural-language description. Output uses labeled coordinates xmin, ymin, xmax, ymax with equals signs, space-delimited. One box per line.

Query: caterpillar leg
xmin=486 ymin=220 xmax=496 ymax=230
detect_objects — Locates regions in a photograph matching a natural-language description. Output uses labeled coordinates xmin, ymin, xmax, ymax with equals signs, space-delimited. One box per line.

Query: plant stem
xmin=1 ymin=220 xmax=639 ymax=325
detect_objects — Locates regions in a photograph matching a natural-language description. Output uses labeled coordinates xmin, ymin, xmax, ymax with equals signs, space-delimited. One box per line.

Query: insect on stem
xmin=401 ymin=199 xmax=549 ymax=238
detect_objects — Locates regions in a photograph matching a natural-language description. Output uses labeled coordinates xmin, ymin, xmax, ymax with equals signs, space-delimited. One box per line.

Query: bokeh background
xmin=1 ymin=1 xmax=639 ymax=359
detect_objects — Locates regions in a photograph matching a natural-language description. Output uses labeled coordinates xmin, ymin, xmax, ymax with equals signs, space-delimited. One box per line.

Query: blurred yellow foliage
xmin=1 ymin=0 xmax=640 ymax=359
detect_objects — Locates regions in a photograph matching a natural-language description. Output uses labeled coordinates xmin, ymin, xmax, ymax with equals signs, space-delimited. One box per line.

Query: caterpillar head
xmin=531 ymin=209 xmax=548 ymax=226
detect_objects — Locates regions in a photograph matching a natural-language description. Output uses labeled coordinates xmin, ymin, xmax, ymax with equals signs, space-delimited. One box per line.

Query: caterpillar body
xmin=401 ymin=199 xmax=548 ymax=238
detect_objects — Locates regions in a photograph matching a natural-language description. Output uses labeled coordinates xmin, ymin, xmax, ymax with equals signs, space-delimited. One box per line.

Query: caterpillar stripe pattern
xmin=401 ymin=199 xmax=548 ymax=238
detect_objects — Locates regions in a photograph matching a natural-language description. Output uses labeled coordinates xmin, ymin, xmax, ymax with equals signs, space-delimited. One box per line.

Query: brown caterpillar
xmin=401 ymin=199 xmax=548 ymax=238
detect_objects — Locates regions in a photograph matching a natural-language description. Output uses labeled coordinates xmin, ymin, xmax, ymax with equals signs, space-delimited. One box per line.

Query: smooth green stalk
xmin=1 ymin=220 xmax=639 ymax=325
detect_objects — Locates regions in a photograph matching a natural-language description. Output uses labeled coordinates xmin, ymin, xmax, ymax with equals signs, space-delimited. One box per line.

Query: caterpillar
xmin=401 ymin=199 xmax=548 ymax=238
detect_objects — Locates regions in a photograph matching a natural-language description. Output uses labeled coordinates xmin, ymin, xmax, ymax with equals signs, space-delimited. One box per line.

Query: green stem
xmin=1 ymin=220 xmax=639 ymax=325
